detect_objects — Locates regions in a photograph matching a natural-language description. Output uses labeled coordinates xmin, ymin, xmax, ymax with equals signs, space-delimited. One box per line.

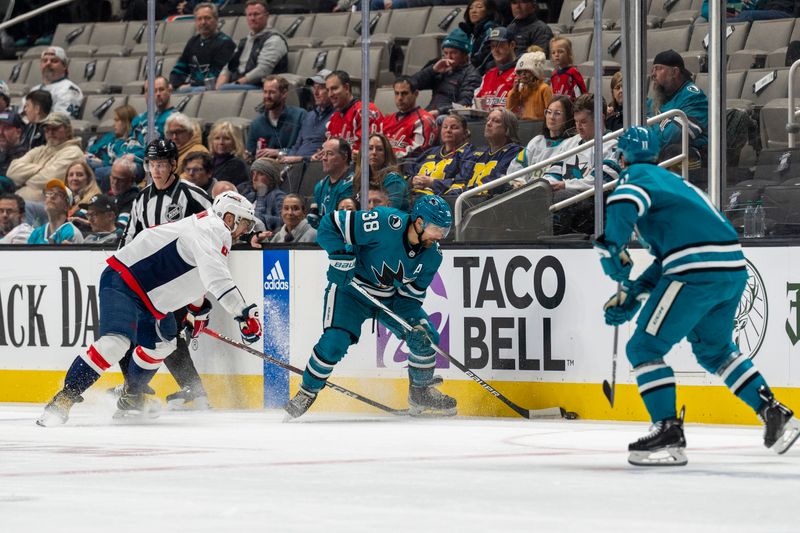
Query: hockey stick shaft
xmin=349 ymin=282 xmax=560 ymax=420
xmin=602 ymin=281 xmax=621 ymax=408
xmin=201 ymin=328 xmax=408 ymax=416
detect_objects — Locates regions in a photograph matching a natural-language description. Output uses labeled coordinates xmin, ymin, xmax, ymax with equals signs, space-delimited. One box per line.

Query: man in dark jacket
xmin=411 ymin=27 xmax=482 ymax=118
xmin=506 ymin=0 xmax=553 ymax=58
xmin=169 ymin=2 xmax=236 ymax=92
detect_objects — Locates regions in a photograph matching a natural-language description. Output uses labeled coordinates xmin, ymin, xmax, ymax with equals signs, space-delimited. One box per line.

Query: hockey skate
xmin=166 ymin=385 xmax=210 ymax=410
xmin=408 ymin=381 xmax=457 ymax=417
xmin=36 ymin=389 xmax=83 ymax=427
xmin=106 ymin=383 xmax=155 ymax=399
xmin=628 ymin=407 xmax=688 ymax=466
xmin=758 ymin=386 xmax=800 ymax=454
xmin=284 ymin=388 xmax=317 ymax=421
xmin=113 ymin=386 xmax=161 ymax=421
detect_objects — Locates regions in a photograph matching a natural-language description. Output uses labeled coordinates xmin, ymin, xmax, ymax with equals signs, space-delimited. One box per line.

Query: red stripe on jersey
xmin=106 ymin=256 xmax=167 ymax=320
xmin=135 ymin=345 xmax=164 ymax=364
xmin=87 ymin=345 xmax=112 ymax=371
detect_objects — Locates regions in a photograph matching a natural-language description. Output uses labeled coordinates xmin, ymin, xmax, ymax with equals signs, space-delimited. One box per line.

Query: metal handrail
xmin=0 ymin=0 xmax=78 ymax=32
xmin=453 ymin=108 xmax=690 ymax=240
xmin=787 ymin=58 xmax=800 ymax=148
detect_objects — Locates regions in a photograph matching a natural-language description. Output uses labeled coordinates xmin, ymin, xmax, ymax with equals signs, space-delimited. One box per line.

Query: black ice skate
xmin=113 ymin=385 xmax=161 ymax=421
xmin=106 ymin=383 xmax=155 ymax=399
xmin=166 ymin=385 xmax=210 ymax=410
xmin=408 ymin=381 xmax=457 ymax=417
xmin=36 ymin=389 xmax=84 ymax=427
xmin=628 ymin=406 xmax=688 ymax=466
xmin=284 ymin=388 xmax=317 ymax=421
xmin=758 ymin=386 xmax=800 ymax=454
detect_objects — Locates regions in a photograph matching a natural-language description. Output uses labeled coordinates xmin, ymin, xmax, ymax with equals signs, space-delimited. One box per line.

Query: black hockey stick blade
xmin=602 ymin=379 xmax=615 ymax=407
xmin=348 ymin=282 xmax=577 ymax=421
xmin=201 ymin=328 xmax=408 ymax=416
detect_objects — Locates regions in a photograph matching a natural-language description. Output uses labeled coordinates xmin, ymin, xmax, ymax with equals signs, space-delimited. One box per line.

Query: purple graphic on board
xmin=375 ymin=273 xmax=450 ymax=369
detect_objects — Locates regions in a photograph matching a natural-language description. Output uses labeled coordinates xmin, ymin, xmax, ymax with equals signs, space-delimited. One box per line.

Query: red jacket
xmin=380 ymin=107 xmax=438 ymax=159
xmin=550 ymin=66 xmax=587 ymax=101
xmin=474 ymin=63 xmax=516 ymax=110
xmin=327 ymin=99 xmax=383 ymax=152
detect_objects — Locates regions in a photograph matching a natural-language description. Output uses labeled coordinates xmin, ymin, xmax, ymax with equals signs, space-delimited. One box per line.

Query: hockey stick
xmin=349 ymin=282 xmax=576 ymax=420
xmin=201 ymin=328 xmax=409 ymax=416
xmin=602 ymin=281 xmax=621 ymax=408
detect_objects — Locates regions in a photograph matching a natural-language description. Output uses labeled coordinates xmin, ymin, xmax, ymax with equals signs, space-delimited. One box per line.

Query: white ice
xmin=1 ymin=401 xmax=798 ymax=533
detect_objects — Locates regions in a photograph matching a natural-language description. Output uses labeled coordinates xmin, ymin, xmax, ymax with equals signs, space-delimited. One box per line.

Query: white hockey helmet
xmin=212 ymin=191 xmax=257 ymax=233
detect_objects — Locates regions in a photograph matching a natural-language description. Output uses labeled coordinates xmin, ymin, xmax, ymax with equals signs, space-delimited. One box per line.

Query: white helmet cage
xmin=212 ymin=191 xmax=257 ymax=233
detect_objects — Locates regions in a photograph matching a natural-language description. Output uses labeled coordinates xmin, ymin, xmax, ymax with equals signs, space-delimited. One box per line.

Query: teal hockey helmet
xmin=412 ymin=194 xmax=452 ymax=238
xmin=617 ymin=126 xmax=660 ymax=164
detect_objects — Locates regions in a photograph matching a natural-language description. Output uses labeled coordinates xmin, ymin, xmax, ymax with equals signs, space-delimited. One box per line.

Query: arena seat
xmin=728 ymin=18 xmax=795 ymax=71
xmin=69 ymin=22 xmax=131 ymax=58
xmin=758 ymin=98 xmax=795 ymax=149
xmin=21 ymin=45 xmax=49 ymax=60
xmin=69 ymin=58 xmax=110 ymax=93
xmin=557 ymin=32 xmax=592 ymax=65
xmin=336 ymin=46 xmax=388 ymax=91
xmin=402 ymin=33 xmax=442 ymax=76
xmin=737 ymin=68 xmax=794 ymax=108
xmin=766 ymin=19 xmax=800 ymax=68
xmin=72 ymin=93 xmax=127 ymax=134
xmin=344 ymin=9 xmax=392 ymax=41
xmin=423 ymin=5 xmax=465 ymax=35
xmin=374 ymin=87 xmax=395 ymax=115
xmin=226 ymin=16 xmax=249 ymax=42
xmin=761 ymin=184 xmax=800 ymax=235
xmin=0 ymin=60 xmax=32 ymax=96
xmin=294 ymin=47 xmax=342 ymax=78
xmin=51 ymin=23 xmax=94 ymax=49
xmin=82 ymin=56 xmax=142 ymax=94
xmin=577 ymin=30 xmax=622 ymax=76
xmin=289 ymin=12 xmax=350 ymax=49
xmin=693 ymin=71 xmax=746 ymax=103
xmin=679 ymin=21 xmax=750 ymax=74
xmin=655 ymin=0 xmax=702 ymax=28
xmin=552 ymin=0 xmax=595 ymax=35
xmin=572 ymin=0 xmax=622 ymax=33
xmin=373 ymin=7 xmax=431 ymax=44
xmin=646 ymin=25 xmax=693 ymax=58
xmin=194 ymin=90 xmax=246 ymax=127
xmin=273 ymin=14 xmax=316 ymax=39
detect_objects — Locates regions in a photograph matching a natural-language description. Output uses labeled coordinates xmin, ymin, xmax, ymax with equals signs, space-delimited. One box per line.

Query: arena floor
xmin=1 ymin=401 xmax=797 ymax=532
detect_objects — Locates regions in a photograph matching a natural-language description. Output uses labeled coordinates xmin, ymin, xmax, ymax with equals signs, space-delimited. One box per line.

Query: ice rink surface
xmin=1 ymin=401 xmax=798 ymax=533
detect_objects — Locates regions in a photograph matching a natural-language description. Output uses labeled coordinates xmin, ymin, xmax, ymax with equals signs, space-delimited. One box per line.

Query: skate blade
xmin=628 ymin=447 xmax=688 ymax=467
xmin=408 ymin=405 xmax=457 ymax=418
xmin=771 ymin=417 xmax=800 ymax=455
xmin=35 ymin=411 xmax=66 ymax=427
xmin=167 ymin=397 xmax=211 ymax=411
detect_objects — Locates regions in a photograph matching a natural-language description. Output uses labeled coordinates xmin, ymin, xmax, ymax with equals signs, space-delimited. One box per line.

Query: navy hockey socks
xmin=63 ymin=357 xmax=101 ymax=396
xmin=126 ymin=359 xmax=159 ymax=394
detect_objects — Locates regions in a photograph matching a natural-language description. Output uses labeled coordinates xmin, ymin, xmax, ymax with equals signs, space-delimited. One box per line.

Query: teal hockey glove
xmin=603 ymin=282 xmax=648 ymax=326
xmin=406 ymin=325 xmax=433 ymax=354
xmin=327 ymin=252 xmax=356 ymax=286
xmin=593 ymin=234 xmax=632 ymax=282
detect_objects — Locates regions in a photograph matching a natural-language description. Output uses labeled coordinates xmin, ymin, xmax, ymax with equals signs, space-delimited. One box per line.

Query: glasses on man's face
xmin=166 ymin=129 xmax=187 ymax=137
xmin=44 ymin=190 xmax=66 ymax=199
xmin=545 ymin=109 xmax=563 ymax=117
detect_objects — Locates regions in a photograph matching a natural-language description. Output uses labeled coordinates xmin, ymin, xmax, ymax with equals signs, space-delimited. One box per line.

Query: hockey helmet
xmin=144 ymin=138 xmax=178 ymax=162
xmin=212 ymin=191 xmax=258 ymax=233
xmin=411 ymin=194 xmax=452 ymax=238
xmin=617 ymin=126 xmax=660 ymax=164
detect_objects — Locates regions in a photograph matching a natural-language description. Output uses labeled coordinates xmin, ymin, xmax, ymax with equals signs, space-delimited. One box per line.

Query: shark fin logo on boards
xmin=264 ymin=260 xmax=289 ymax=291
xmin=735 ymin=258 xmax=767 ymax=359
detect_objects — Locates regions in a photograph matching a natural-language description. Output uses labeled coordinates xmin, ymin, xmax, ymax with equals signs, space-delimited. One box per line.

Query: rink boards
xmin=0 ymin=245 xmax=799 ymax=423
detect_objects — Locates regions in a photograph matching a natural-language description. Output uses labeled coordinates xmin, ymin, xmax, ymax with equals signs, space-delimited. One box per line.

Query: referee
xmin=117 ymin=139 xmax=213 ymax=409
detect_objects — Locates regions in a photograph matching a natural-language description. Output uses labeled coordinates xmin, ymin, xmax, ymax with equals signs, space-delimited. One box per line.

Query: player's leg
xmin=624 ymin=278 xmax=721 ymax=465
xmin=285 ymin=284 xmax=369 ymax=419
xmin=691 ymin=278 xmax=800 ymax=454
xmin=381 ymin=304 xmax=456 ymax=417
xmin=163 ymin=306 xmax=209 ymax=409
xmin=115 ymin=312 xmax=178 ymax=419
xmin=37 ymin=268 xmax=137 ymax=426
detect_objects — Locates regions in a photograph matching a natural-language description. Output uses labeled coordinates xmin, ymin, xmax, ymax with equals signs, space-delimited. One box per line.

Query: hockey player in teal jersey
xmin=285 ymin=195 xmax=457 ymax=419
xmin=595 ymin=126 xmax=800 ymax=466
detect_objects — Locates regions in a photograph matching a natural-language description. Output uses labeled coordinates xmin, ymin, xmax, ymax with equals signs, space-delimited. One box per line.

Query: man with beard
xmin=246 ymin=75 xmax=306 ymax=159
xmin=25 ymin=47 xmax=83 ymax=119
xmin=0 ymin=193 xmax=34 ymax=244
xmin=646 ymin=50 xmax=708 ymax=159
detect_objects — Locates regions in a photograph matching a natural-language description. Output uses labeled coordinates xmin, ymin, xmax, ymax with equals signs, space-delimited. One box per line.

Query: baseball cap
xmin=307 ymin=68 xmax=333 ymax=86
xmin=79 ymin=194 xmax=117 ymax=213
xmin=0 ymin=111 xmax=24 ymax=129
xmin=40 ymin=112 xmax=71 ymax=128
xmin=41 ymin=46 xmax=68 ymax=65
xmin=45 ymin=179 xmax=73 ymax=205
xmin=652 ymin=49 xmax=692 ymax=78
xmin=486 ymin=27 xmax=513 ymax=43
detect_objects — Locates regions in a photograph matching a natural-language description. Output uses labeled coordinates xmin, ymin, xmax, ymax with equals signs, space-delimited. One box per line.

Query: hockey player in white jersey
xmin=596 ymin=126 xmax=800 ymax=465
xmin=36 ymin=191 xmax=262 ymax=426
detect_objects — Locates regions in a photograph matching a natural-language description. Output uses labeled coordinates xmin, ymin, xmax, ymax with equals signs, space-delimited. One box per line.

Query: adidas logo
xmin=264 ymin=260 xmax=289 ymax=291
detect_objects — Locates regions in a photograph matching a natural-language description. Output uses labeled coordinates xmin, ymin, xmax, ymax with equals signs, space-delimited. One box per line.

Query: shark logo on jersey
xmin=371 ymin=261 xmax=414 ymax=288
xmin=388 ymin=214 xmax=403 ymax=230
xmin=734 ymin=259 xmax=767 ymax=359
xmin=264 ymin=260 xmax=289 ymax=291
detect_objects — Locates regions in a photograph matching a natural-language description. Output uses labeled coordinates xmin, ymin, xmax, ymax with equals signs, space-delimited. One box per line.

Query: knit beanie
xmin=442 ymin=27 xmax=473 ymax=54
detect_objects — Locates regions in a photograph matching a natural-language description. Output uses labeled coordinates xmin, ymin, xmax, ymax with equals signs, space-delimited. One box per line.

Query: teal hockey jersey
xmin=605 ymin=163 xmax=746 ymax=287
xmin=646 ymin=80 xmax=708 ymax=149
xmin=313 ymin=171 xmax=355 ymax=217
xmin=317 ymin=206 xmax=443 ymax=305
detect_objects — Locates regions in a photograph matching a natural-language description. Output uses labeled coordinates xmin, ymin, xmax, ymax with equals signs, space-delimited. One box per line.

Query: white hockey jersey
xmin=107 ymin=211 xmax=247 ymax=319
xmin=28 ymin=77 xmax=84 ymax=119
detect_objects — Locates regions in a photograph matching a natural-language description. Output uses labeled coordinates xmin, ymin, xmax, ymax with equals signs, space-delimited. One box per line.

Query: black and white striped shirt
xmin=122 ymin=175 xmax=212 ymax=245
